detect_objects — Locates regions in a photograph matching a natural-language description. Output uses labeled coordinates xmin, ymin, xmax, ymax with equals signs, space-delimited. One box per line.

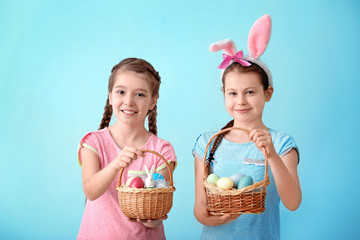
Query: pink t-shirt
xmin=77 ymin=128 xmax=177 ymax=240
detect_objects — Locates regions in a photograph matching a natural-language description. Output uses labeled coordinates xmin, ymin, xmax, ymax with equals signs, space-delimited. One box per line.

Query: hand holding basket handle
xmin=116 ymin=149 xmax=175 ymax=220
xmin=203 ymin=127 xmax=270 ymax=215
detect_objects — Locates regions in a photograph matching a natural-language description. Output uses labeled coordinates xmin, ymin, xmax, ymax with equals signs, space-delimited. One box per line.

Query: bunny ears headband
xmin=209 ymin=14 xmax=273 ymax=86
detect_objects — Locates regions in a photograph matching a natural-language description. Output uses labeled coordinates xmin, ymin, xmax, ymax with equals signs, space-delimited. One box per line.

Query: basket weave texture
xmin=203 ymin=127 xmax=270 ymax=215
xmin=116 ymin=149 xmax=175 ymax=220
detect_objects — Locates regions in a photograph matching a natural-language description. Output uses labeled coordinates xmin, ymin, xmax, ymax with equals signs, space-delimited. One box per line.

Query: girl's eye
xmin=117 ymin=90 xmax=125 ymax=94
xmin=136 ymin=93 xmax=146 ymax=97
xmin=246 ymin=91 xmax=254 ymax=95
xmin=228 ymin=92 xmax=237 ymax=96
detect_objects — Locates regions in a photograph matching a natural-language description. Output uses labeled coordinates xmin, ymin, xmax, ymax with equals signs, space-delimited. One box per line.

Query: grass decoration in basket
xmin=116 ymin=149 xmax=175 ymax=220
xmin=203 ymin=127 xmax=270 ymax=215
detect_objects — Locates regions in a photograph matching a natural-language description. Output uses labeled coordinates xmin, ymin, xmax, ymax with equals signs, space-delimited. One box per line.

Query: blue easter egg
xmin=230 ymin=173 xmax=245 ymax=188
xmin=155 ymin=179 xmax=168 ymax=188
xmin=152 ymin=173 xmax=165 ymax=181
xmin=237 ymin=176 xmax=253 ymax=189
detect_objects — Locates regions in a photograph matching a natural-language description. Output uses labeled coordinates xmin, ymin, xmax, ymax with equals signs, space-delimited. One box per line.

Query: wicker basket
xmin=116 ymin=149 xmax=175 ymax=220
xmin=203 ymin=127 xmax=270 ymax=215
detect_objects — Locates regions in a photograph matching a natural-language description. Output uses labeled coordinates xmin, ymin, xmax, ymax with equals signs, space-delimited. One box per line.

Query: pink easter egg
xmin=129 ymin=177 xmax=144 ymax=188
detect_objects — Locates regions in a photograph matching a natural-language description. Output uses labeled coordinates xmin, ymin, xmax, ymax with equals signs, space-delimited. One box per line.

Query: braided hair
xmin=98 ymin=58 xmax=161 ymax=135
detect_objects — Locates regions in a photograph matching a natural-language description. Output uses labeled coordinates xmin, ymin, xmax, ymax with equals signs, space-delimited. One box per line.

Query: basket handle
xmin=202 ymin=127 xmax=269 ymax=183
xmin=116 ymin=149 xmax=174 ymax=188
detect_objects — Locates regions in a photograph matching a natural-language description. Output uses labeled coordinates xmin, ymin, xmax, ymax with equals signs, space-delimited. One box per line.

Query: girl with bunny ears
xmin=193 ymin=15 xmax=301 ymax=239
xmin=77 ymin=58 xmax=177 ymax=240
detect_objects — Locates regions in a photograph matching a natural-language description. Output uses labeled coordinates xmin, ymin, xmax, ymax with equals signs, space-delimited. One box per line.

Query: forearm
xmin=83 ymin=160 xmax=120 ymax=200
xmin=194 ymin=199 xmax=240 ymax=226
xmin=268 ymin=152 xmax=302 ymax=211
xmin=194 ymin=201 xmax=215 ymax=226
xmin=194 ymin=157 xmax=240 ymax=226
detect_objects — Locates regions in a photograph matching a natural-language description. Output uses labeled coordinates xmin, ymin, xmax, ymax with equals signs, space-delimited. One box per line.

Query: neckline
xmin=221 ymin=128 xmax=273 ymax=145
xmin=105 ymin=127 xmax=154 ymax=152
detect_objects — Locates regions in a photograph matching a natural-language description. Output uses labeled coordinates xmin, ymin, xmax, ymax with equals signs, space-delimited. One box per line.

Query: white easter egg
xmin=216 ymin=177 xmax=234 ymax=190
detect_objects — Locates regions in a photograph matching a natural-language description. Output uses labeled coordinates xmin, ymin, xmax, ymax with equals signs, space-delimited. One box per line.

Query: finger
xmin=127 ymin=218 xmax=137 ymax=222
xmin=118 ymin=155 xmax=132 ymax=164
xmin=116 ymin=156 xmax=133 ymax=168
xmin=253 ymin=131 xmax=266 ymax=142
xmin=250 ymin=130 xmax=262 ymax=142
xmin=124 ymin=146 xmax=145 ymax=158
xmin=122 ymin=151 xmax=137 ymax=160
xmin=136 ymin=218 xmax=146 ymax=223
xmin=117 ymin=160 xmax=130 ymax=168
xmin=219 ymin=213 xmax=232 ymax=220
xmin=249 ymin=129 xmax=256 ymax=140
xmin=222 ymin=213 xmax=241 ymax=221
xmin=134 ymin=149 xmax=145 ymax=158
xmin=256 ymin=136 xmax=267 ymax=145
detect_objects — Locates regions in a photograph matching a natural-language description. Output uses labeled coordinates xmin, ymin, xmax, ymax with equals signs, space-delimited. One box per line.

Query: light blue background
xmin=1 ymin=0 xmax=359 ymax=239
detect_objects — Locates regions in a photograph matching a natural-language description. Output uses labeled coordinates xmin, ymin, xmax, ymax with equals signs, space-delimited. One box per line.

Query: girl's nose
xmin=124 ymin=95 xmax=135 ymax=106
xmin=238 ymin=94 xmax=247 ymax=105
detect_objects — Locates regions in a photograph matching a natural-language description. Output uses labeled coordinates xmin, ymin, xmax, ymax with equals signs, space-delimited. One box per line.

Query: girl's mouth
xmin=235 ymin=108 xmax=251 ymax=114
xmin=121 ymin=109 xmax=138 ymax=115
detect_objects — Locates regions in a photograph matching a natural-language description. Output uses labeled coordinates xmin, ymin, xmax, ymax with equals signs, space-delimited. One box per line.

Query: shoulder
xmin=80 ymin=128 xmax=109 ymax=142
xmin=147 ymin=134 xmax=176 ymax=155
xmin=269 ymin=128 xmax=299 ymax=158
xmin=79 ymin=128 xmax=111 ymax=152
xmin=194 ymin=131 xmax=218 ymax=144
xmin=269 ymin=129 xmax=296 ymax=144
xmin=147 ymin=134 xmax=177 ymax=162
xmin=192 ymin=131 xmax=218 ymax=158
xmin=149 ymin=134 xmax=174 ymax=148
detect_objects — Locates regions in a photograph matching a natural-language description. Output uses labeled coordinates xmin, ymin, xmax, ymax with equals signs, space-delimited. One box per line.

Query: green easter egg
xmin=237 ymin=176 xmax=253 ymax=189
xmin=207 ymin=173 xmax=220 ymax=185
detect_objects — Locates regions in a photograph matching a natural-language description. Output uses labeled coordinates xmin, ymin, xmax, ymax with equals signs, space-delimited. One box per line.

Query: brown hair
xmin=208 ymin=61 xmax=269 ymax=161
xmin=222 ymin=61 xmax=269 ymax=91
xmin=98 ymin=58 xmax=161 ymax=135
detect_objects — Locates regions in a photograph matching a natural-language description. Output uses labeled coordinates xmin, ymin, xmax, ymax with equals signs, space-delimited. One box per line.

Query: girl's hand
xmin=127 ymin=215 xmax=168 ymax=228
xmin=113 ymin=146 xmax=144 ymax=170
xmin=211 ymin=213 xmax=242 ymax=225
xmin=249 ymin=129 xmax=277 ymax=159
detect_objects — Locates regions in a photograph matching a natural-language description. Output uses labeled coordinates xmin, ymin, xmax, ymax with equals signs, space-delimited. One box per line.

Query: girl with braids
xmin=77 ymin=58 xmax=176 ymax=240
xmin=192 ymin=15 xmax=301 ymax=239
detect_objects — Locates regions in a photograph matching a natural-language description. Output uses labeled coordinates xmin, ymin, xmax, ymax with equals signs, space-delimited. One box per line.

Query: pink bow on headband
xmin=218 ymin=50 xmax=251 ymax=69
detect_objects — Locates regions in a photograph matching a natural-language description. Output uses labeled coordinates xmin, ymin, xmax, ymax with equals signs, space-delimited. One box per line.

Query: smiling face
xmin=109 ymin=71 xmax=157 ymax=126
xmin=224 ymin=70 xmax=273 ymax=128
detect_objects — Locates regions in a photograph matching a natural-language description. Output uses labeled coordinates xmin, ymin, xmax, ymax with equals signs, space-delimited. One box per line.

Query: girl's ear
xmin=149 ymin=97 xmax=158 ymax=110
xmin=265 ymin=86 xmax=274 ymax=102
xmin=108 ymin=93 xmax=112 ymax=105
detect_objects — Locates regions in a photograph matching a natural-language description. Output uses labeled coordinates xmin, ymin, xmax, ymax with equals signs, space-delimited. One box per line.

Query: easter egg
xmin=216 ymin=177 xmax=234 ymax=190
xmin=129 ymin=177 xmax=145 ymax=188
xmin=207 ymin=173 xmax=220 ymax=185
xmin=237 ymin=176 xmax=253 ymax=189
xmin=155 ymin=179 xmax=168 ymax=188
xmin=125 ymin=176 xmax=136 ymax=186
xmin=152 ymin=173 xmax=165 ymax=181
xmin=230 ymin=173 xmax=245 ymax=188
